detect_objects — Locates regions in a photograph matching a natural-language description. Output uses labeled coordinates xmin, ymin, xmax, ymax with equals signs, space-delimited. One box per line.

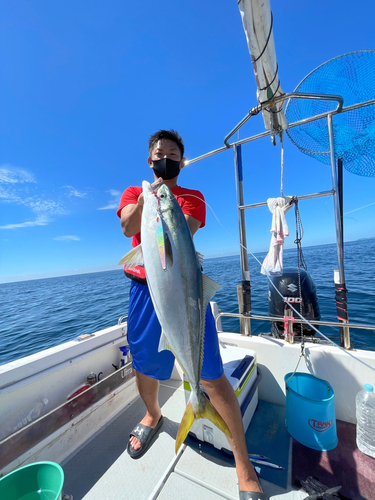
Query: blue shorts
xmin=127 ymin=280 xmax=224 ymax=381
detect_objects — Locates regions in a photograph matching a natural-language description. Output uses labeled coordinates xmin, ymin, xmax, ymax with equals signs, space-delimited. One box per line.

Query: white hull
xmin=0 ymin=323 xmax=137 ymax=476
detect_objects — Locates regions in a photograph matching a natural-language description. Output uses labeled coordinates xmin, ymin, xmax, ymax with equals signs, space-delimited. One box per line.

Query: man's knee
xmin=201 ymin=374 xmax=226 ymax=392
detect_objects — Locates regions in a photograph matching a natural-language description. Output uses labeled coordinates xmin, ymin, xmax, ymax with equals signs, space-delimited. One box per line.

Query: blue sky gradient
xmin=1 ymin=0 xmax=374 ymax=283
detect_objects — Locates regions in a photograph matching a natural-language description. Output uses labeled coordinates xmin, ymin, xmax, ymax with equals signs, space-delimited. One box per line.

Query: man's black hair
xmin=148 ymin=129 xmax=184 ymax=158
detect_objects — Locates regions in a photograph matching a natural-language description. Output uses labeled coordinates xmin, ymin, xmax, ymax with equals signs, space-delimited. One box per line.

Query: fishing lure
xmin=152 ymin=187 xmax=167 ymax=271
xmin=155 ymin=215 xmax=166 ymax=270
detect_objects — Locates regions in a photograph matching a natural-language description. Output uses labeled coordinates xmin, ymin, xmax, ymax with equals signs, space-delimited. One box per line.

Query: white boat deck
xmin=61 ymin=380 xmax=305 ymax=500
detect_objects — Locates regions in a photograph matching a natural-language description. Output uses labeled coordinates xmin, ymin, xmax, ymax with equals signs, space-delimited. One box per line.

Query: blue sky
xmin=1 ymin=0 xmax=374 ymax=283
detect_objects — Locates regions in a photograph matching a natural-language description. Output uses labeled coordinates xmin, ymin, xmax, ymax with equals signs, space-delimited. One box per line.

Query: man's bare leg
xmin=129 ymin=370 xmax=162 ymax=451
xmin=201 ymin=374 xmax=263 ymax=493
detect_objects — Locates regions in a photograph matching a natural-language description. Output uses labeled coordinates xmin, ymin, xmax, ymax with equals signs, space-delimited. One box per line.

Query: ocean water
xmin=1 ymin=238 xmax=374 ymax=366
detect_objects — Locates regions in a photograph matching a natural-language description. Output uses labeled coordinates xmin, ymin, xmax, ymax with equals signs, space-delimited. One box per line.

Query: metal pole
xmin=234 ymin=145 xmax=251 ymax=335
xmin=224 ymin=91 xmax=344 ymax=147
xmin=185 ymin=98 xmax=375 ymax=167
xmin=327 ymin=114 xmax=350 ymax=349
xmin=240 ymin=189 xmax=334 ymax=210
xmin=215 ymin=311 xmax=375 ymax=331
xmin=338 ymin=158 xmax=344 ymax=249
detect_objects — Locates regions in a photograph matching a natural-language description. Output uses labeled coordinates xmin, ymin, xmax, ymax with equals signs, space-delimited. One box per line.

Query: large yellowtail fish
xmin=119 ymin=180 xmax=232 ymax=453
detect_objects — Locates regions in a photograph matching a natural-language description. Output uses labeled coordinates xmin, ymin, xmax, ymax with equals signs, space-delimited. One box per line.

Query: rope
xmin=252 ymin=12 xmax=274 ymax=64
xmin=292 ymin=198 xmax=307 ymax=271
xmin=280 ymin=131 xmax=285 ymax=196
xmin=259 ymin=64 xmax=279 ymax=91
xmin=285 ymin=346 xmax=304 ymax=385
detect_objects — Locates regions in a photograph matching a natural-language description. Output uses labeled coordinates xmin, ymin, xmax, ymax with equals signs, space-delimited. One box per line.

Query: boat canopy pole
xmin=327 ymin=114 xmax=350 ymax=349
xmin=234 ymin=144 xmax=251 ymax=335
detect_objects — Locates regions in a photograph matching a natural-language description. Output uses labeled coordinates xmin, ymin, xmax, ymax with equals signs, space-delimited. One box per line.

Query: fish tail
xmin=175 ymin=392 xmax=232 ymax=453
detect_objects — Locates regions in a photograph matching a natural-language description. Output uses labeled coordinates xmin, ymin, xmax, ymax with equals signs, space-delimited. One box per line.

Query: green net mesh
xmin=285 ymin=50 xmax=375 ymax=177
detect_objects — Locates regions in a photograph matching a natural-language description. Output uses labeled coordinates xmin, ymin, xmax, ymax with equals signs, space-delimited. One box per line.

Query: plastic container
xmin=87 ymin=372 xmax=97 ymax=385
xmin=285 ymin=372 xmax=338 ymax=451
xmin=0 ymin=461 xmax=64 ymax=500
xmin=185 ymin=345 xmax=261 ymax=454
xmin=356 ymin=383 xmax=375 ymax=458
xmin=0 ymin=398 xmax=49 ymax=441
xmin=119 ymin=345 xmax=130 ymax=366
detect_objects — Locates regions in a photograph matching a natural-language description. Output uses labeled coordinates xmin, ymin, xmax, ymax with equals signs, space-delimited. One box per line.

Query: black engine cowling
xmin=268 ymin=267 xmax=320 ymax=336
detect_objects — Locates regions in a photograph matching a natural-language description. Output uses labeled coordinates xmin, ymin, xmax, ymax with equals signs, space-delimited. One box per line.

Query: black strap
xmin=335 ymin=283 xmax=349 ymax=321
xmin=124 ymin=270 xmax=147 ymax=286
xmin=253 ymin=12 xmax=274 ymax=63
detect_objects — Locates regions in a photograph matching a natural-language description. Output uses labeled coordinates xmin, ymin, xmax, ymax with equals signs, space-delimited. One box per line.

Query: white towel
xmin=261 ymin=197 xmax=293 ymax=276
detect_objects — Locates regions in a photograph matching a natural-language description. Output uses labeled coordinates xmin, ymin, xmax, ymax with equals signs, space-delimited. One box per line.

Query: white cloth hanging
xmin=261 ymin=196 xmax=293 ymax=276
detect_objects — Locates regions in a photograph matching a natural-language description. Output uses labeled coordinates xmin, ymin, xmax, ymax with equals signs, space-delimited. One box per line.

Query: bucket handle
xmin=285 ymin=342 xmax=316 ymax=386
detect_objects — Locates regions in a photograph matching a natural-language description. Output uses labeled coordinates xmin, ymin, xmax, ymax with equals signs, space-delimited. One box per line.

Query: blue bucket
xmin=285 ymin=372 xmax=338 ymax=451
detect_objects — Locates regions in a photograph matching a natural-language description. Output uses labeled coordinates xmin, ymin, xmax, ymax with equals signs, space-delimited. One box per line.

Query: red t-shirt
xmin=117 ymin=185 xmax=206 ymax=281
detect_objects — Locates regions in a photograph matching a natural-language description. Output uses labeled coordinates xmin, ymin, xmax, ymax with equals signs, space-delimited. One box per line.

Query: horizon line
xmin=1 ymin=236 xmax=373 ymax=285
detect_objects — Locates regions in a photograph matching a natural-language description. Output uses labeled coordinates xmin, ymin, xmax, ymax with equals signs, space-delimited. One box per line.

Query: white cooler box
xmin=184 ymin=344 xmax=262 ymax=454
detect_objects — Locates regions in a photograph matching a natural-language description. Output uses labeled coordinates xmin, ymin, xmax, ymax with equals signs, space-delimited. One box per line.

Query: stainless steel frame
xmin=185 ymin=98 xmax=375 ymax=167
xmin=185 ymin=95 xmax=375 ymax=348
xmin=215 ymin=312 xmax=375 ymax=333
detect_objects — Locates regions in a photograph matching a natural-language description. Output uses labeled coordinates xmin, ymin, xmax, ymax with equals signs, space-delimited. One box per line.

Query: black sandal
xmin=127 ymin=416 xmax=164 ymax=459
xmin=239 ymin=492 xmax=267 ymax=500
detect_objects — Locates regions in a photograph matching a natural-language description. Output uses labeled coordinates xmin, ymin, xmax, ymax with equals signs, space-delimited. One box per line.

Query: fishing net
xmin=285 ymin=50 xmax=375 ymax=177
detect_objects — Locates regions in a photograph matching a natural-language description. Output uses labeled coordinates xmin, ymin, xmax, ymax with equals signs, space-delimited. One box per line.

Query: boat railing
xmin=185 ymin=95 xmax=375 ymax=349
xmin=215 ymin=311 xmax=375 ymax=334
xmin=118 ymin=315 xmax=128 ymax=325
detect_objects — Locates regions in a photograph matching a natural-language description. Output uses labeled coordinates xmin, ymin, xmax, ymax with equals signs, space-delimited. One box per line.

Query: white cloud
xmin=0 ymin=217 xmax=49 ymax=230
xmin=0 ymin=165 xmax=36 ymax=184
xmin=54 ymin=235 xmax=80 ymax=241
xmin=98 ymin=189 xmax=121 ymax=210
xmin=25 ymin=198 xmax=66 ymax=217
xmin=0 ymin=186 xmax=22 ymax=202
xmin=0 ymin=165 xmax=67 ymax=230
xmin=64 ymin=185 xmax=87 ymax=198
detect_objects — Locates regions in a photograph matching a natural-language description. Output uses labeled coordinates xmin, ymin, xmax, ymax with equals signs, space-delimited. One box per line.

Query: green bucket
xmin=0 ymin=461 xmax=64 ymax=500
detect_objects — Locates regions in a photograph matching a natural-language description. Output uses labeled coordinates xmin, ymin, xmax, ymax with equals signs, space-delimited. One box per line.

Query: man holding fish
xmin=117 ymin=130 xmax=265 ymax=500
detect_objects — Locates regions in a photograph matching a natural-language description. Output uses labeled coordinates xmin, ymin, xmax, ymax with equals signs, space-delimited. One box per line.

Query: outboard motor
xmin=268 ymin=267 xmax=320 ymax=337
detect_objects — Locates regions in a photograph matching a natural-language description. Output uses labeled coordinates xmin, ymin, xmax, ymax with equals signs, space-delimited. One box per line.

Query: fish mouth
xmin=150 ymin=178 xmax=164 ymax=192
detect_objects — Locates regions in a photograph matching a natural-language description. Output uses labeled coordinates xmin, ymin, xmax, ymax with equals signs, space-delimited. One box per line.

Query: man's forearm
xmin=121 ymin=203 xmax=143 ymax=237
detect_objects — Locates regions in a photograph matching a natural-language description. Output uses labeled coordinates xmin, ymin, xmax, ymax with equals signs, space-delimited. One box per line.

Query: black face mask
xmin=152 ymin=158 xmax=181 ymax=180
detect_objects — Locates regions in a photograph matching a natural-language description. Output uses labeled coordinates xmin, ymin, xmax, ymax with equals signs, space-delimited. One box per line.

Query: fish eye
xmin=160 ymin=194 xmax=165 ymax=198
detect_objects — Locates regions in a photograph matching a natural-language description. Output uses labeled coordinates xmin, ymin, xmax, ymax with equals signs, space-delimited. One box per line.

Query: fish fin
xmin=158 ymin=331 xmax=173 ymax=353
xmin=175 ymin=392 xmax=232 ymax=453
xmin=202 ymin=274 xmax=221 ymax=306
xmin=175 ymin=397 xmax=195 ymax=453
xmin=118 ymin=244 xmax=144 ymax=267
xmin=196 ymin=251 xmax=204 ymax=267
xmin=165 ymin=232 xmax=173 ymax=268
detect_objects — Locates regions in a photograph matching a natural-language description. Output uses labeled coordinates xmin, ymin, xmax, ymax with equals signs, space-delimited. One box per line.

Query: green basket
xmin=0 ymin=461 xmax=64 ymax=500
